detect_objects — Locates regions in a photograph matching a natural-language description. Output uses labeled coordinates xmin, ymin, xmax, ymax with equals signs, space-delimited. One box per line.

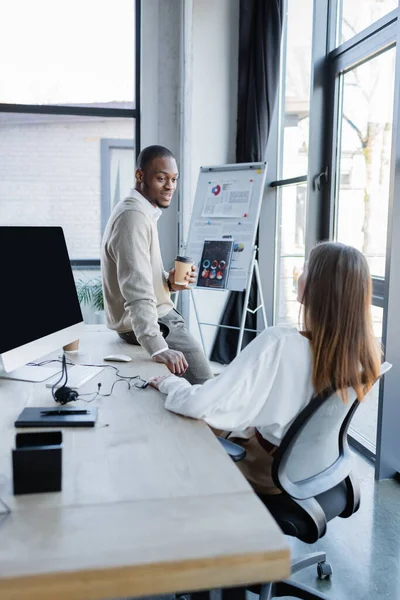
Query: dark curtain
xmin=210 ymin=0 xmax=284 ymax=365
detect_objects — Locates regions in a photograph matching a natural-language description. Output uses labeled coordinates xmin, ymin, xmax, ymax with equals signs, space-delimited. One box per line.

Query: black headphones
xmin=54 ymin=386 xmax=79 ymax=405
xmin=52 ymin=354 xmax=79 ymax=405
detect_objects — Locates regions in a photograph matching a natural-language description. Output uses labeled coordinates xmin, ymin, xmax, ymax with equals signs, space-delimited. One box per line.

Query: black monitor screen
xmin=0 ymin=227 xmax=83 ymax=354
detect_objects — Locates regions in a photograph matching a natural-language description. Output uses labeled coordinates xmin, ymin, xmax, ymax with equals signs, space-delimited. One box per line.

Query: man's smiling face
xmin=136 ymin=156 xmax=178 ymax=209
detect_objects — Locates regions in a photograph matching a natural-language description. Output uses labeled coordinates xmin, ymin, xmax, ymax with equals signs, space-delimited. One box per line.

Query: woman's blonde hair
xmin=300 ymin=242 xmax=380 ymax=401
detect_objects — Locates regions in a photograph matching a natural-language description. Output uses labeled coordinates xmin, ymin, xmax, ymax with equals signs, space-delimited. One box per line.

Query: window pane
xmin=350 ymin=305 xmax=384 ymax=448
xmin=280 ymin=0 xmax=313 ymax=179
xmin=275 ymin=185 xmax=306 ymax=325
xmin=335 ymin=48 xmax=395 ymax=277
xmin=0 ymin=0 xmax=135 ymax=107
xmin=0 ymin=113 xmax=134 ymax=259
xmin=340 ymin=0 xmax=398 ymax=45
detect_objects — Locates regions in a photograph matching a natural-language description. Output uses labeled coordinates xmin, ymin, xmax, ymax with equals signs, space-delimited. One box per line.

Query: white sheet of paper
xmin=202 ymin=179 xmax=253 ymax=218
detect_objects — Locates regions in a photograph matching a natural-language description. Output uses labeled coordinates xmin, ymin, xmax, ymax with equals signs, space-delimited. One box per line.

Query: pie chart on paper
xmin=211 ymin=185 xmax=221 ymax=196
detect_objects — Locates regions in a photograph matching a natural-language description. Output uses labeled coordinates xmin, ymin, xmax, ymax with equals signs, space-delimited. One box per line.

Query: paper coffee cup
xmin=63 ymin=339 xmax=79 ymax=353
xmin=174 ymin=255 xmax=193 ymax=285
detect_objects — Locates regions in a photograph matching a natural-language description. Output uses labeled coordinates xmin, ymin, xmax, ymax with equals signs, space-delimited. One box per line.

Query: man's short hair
xmin=136 ymin=145 xmax=176 ymax=171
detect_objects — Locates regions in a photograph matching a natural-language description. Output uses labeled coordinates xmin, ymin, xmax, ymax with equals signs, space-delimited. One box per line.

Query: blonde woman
xmin=150 ymin=242 xmax=381 ymax=496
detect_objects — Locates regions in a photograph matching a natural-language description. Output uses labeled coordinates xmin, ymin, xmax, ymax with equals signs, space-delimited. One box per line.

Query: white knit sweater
xmin=101 ymin=190 xmax=174 ymax=356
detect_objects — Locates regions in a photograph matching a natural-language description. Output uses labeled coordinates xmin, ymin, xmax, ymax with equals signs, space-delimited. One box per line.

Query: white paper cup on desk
xmin=174 ymin=255 xmax=193 ymax=285
xmin=63 ymin=339 xmax=79 ymax=353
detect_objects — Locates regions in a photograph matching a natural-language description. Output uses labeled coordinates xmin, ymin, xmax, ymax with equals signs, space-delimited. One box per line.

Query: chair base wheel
xmin=317 ymin=561 xmax=332 ymax=579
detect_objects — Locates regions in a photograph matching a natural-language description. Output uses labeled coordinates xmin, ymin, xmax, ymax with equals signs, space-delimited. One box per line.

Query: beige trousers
xmin=218 ymin=430 xmax=282 ymax=497
xmin=119 ymin=308 xmax=214 ymax=385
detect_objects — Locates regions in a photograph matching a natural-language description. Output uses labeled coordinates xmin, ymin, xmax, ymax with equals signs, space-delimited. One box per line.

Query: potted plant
xmin=75 ymin=276 xmax=105 ymax=323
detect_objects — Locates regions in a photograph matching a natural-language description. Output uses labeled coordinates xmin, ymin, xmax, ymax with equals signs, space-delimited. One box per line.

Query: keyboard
xmin=45 ymin=365 xmax=105 ymax=390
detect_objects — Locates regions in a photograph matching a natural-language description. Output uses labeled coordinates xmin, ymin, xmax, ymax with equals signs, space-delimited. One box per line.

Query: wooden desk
xmin=0 ymin=328 xmax=290 ymax=600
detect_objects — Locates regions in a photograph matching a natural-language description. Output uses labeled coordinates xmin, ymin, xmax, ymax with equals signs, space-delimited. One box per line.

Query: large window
xmin=274 ymin=0 xmax=313 ymax=325
xmin=339 ymin=0 xmax=398 ymax=45
xmin=266 ymin=0 xmax=400 ymax=470
xmin=334 ymin=48 xmax=396 ymax=277
xmin=276 ymin=185 xmax=306 ymax=325
xmin=0 ymin=0 xmax=135 ymax=108
xmin=328 ymin=3 xmax=397 ymax=456
xmin=0 ymin=1 xmax=139 ymax=262
xmin=280 ymin=0 xmax=313 ymax=180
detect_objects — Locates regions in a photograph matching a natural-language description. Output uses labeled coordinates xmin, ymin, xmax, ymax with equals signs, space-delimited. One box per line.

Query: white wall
xmin=141 ymin=0 xmax=181 ymax=271
xmin=185 ymin=0 xmax=240 ymax=356
xmin=189 ymin=0 xmax=239 ymax=220
xmin=141 ymin=0 xmax=239 ymax=356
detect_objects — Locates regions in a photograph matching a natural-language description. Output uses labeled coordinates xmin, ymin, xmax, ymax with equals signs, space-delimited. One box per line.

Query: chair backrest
xmin=272 ymin=362 xmax=392 ymax=501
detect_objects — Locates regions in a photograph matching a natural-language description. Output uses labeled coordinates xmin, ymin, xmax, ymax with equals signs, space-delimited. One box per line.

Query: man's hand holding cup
xmin=168 ymin=256 xmax=197 ymax=291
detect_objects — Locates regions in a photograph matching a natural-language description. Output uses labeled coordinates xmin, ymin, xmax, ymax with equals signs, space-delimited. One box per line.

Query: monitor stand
xmin=0 ymin=365 xmax=62 ymax=383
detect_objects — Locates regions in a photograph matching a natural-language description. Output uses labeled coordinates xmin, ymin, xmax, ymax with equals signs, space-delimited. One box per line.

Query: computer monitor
xmin=0 ymin=226 xmax=84 ymax=382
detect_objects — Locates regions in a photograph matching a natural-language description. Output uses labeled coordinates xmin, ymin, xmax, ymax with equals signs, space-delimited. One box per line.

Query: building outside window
xmin=0 ymin=0 xmax=138 ymax=262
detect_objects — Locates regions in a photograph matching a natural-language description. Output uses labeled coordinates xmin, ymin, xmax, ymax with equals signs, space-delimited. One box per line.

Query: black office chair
xmin=243 ymin=362 xmax=392 ymax=600
xmin=185 ymin=364 xmax=391 ymax=600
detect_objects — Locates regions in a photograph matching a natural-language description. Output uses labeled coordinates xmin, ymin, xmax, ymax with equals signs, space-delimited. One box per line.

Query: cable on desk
xmin=28 ymin=358 xmax=146 ymax=381
xmin=79 ymin=375 xmax=149 ymax=402
xmin=29 ymin=358 xmax=149 ymax=400
xmin=0 ymin=496 xmax=11 ymax=524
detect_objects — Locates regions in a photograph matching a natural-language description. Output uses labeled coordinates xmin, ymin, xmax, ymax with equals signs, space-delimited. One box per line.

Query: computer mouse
xmin=103 ymin=354 xmax=132 ymax=362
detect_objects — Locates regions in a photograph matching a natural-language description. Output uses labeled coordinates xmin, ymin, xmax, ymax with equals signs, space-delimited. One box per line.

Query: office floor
xmin=286 ymin=452 xmax=400 ymax=599
xmin=125 ymin=453 xmax=400 ymax=600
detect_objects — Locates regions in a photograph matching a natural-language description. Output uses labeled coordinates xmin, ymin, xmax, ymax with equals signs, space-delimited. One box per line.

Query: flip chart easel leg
xmin=254 ymin=259 xmax=268 ymax=328
xmin=236 ymin=248 xmax=257 ymax=356
xmin=190 ymin=288 xmax=207 ymax=356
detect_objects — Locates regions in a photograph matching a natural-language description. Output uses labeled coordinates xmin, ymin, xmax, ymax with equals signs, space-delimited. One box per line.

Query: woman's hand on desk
xmin=148 ymin=375 xmax=172 ymax=390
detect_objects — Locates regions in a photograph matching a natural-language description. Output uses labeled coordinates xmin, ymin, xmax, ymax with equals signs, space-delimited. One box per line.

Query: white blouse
xmin=158 ymin=326 xmax=315 ymax=446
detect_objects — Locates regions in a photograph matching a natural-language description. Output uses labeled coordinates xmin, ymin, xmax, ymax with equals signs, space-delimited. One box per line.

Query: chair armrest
xmin=218 ymin=437 xmax=246 ymax=462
